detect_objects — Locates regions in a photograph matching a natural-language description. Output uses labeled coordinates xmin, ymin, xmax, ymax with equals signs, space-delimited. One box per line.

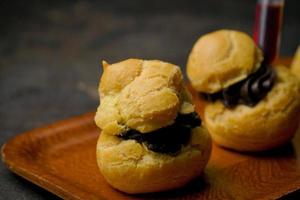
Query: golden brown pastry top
xmin=187 ymin=29 xmax=263 ymax=93
xmin=95 ymin=59 xmax=195 ymax=135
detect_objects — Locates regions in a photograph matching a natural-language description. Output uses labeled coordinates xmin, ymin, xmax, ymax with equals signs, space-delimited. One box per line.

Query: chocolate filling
xmin=118 ymin=112 xmax=201 ymax=154
xmin=200 ymin=64 xmax=276 ymax=107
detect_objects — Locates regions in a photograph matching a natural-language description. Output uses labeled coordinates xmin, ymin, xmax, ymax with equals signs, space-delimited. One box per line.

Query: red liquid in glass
xmin=253 ymin=2 xmax=283 ymax=64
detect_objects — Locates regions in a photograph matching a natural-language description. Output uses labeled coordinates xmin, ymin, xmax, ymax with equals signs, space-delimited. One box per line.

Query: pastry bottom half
xmin=96 ymin=126 xmax=211 ymax=194
xmin=204 ymin=66 xmax=300 ymax=152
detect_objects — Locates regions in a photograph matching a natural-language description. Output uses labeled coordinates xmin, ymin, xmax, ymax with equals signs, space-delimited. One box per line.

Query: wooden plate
xmin=2 ymin=58 xmax=300 ymax=200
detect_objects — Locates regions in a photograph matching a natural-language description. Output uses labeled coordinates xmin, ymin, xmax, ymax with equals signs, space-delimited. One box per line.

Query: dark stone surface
xmin=0 ymin=0 xmax=299 ymax=199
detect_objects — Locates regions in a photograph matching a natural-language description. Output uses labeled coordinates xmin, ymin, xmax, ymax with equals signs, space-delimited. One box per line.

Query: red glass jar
xmin=253 ymin=0 xmax=284 ymax=64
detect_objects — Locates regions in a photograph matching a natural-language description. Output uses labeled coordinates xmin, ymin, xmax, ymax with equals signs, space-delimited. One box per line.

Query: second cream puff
xmin=187 ymin=30 xmax=300 ymax=152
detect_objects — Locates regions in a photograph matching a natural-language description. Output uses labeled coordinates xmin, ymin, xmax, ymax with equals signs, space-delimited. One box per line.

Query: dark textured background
xmin=0 ymin=0 xmax=299 ymax=199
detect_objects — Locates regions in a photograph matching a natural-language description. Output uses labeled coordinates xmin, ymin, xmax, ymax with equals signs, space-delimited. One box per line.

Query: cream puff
xmin=95 ymin=59 xmax=212 ymax=194
xmin=187 ymin=30 xmax=300 ymax=152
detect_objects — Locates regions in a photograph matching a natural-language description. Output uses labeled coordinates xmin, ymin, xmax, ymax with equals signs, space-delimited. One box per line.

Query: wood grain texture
xmin=1 ymin=58 xmax=300 ymax=200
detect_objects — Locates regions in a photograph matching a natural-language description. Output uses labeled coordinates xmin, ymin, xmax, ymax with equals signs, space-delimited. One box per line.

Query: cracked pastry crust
xmin=95 ymin=59 xmax=184 ymax=135
xmin=187 ymin=29 xmax=263 ymax=94
xmin=95 ymin=59 xmax=212 ymax=194
xmin=204 ymin=66 xmax=300 ymax=151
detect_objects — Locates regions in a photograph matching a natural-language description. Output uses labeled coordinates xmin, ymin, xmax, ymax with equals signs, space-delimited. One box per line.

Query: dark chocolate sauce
xmin=118 ymin=112 xmax=201 ymax=154
xmin=201 ymin=65 xmax=276 ymax=107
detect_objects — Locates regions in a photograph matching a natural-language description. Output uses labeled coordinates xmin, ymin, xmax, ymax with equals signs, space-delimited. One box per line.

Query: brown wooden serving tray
xmin=2 ymin=58 xmax=300 ymax=200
